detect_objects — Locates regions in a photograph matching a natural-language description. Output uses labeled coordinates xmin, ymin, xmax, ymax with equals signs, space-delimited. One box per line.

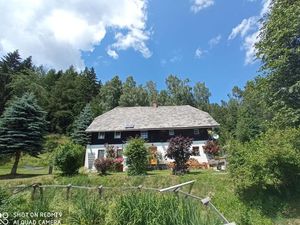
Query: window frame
xmin=193 ymin=129 xmax=200 ymax=135
xmin=169 ymin=129 xmax=175 ymax=136
xmin=114 ymin=131 xmax=121 ymax=139
xmin=98 ymin=132 xmax=105 ymax=139
xmin=98 ymin=149 xmax=105 ymax=158
xmin=192 ymin=146 xmax=200 ymax=156
xmin=140 ymin=130 xmax=148 ymax=139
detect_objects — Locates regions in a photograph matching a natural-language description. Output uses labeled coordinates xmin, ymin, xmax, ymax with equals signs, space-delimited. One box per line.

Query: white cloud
xmin=0 ymin=0 xmax=151 ymax=70
xmin=191 ymin=0 xmax=214 ymax=13
xmin=209 ymin=35 xmax=222 ymax=48
xmin=228 ymin=17 xmax=258 ymax=40
xmin=228 ymin=0 xmax=272 ymax=65
xmin=107 ymin=48 xmax=119 ymax=59
xmin=243 ymin=31 xmax=259 ymax=65
xmin=195 ymin=48 xmax=207 ymax=58
xmin=260 ymin=0 xmax=272 ymax=17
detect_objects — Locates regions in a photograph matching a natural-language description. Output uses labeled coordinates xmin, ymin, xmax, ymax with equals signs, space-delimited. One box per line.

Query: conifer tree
xmin=0 ymin=93 xmax=47 ymax=175
xmin=71 ymin=104 xmax=93 ymax=146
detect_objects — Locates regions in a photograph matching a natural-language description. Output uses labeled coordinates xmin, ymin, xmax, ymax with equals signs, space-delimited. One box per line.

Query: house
xmin=84 ymin=105 xmax=219 ymax=170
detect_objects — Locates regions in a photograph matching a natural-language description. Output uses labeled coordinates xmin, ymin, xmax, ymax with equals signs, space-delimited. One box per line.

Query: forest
xmin=0 ymin=0 xmax=299 ymax=224
xmin=0 ymin=0 xmax=299 ymax=179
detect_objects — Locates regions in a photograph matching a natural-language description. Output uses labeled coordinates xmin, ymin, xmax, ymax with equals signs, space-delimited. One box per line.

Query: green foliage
xmin=228 ymin=128 xmax=300 ymax=192
xmin=0 ymin=92 xmax=47 ymax=175
xmin=54 ymin=141 xmax=84 ymax=175
xmin=193 ymin=82 xmax=211 ymax=111
xmin=71 ymin=104 xmax=93 ymax=146
xmin=256 ymin=0 xmax=300 ymax=128
xmin=46 ymin=66 xmax=99 ymax=133
xmin=106 ymin=192 xmax=222 ymax=225
xmin=91 ymin=76 xmax=122 ymax=115
xmin=9 ymin=68 xmax=48 ymax=108
xmin=236 ymin=77 xmax=270 ymax=142
xmin=0 ymin=50 xmax=32 ymax=115
xmin=145 ymin=81 xmax=158 ymax=105
xmin=119 ymin=76 xmax=148 ymax=107
xmin=165 ymin=136 xmax=193 ymax=174
xmin=124 ymin=138 xmax=148 ymax=175
xmin=166 ymin=75 xmax=195 ymax=106
xmin=43 ymin=134 xmax=70 ymax=153
xmin=69 ymin=194 xmax=107 ymax=225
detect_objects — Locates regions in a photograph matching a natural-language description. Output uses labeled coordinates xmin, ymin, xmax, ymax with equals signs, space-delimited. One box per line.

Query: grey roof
xmin=86 ymin=105 xmax=219 ymax=132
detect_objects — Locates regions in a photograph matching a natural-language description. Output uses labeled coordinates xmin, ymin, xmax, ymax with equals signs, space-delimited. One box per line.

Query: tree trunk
xmin=11 ymin=151 xmax=21 ymax=176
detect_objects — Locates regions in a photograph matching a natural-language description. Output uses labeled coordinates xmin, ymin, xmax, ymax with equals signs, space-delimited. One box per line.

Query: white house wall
xmin=84 ymin=141 xmax=208 ymax=171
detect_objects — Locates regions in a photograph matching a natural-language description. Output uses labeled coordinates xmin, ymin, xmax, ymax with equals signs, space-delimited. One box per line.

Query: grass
xmin=0 ymin=159 xmax=299 ymax=224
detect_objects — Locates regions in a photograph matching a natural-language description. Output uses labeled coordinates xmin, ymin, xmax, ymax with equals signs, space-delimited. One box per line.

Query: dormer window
xmin=114 ymin=131 xmax=121 ymax=139
xmin=140 ymin=131 xmax=148 ymax=139
xmin=169 ymin=130 xmax=175 ymax=136
xmin=98 ymin=132 xmax=105 ymax=139
xmin=194 ymin=129 xmax=200 ymax=135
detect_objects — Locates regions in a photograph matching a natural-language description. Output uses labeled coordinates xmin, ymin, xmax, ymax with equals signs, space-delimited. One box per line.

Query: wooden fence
xmin=10 ymin=181 xmax=236 ymax=225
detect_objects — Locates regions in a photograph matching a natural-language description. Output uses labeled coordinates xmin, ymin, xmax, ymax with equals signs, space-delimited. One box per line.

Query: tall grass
xmin=106 ymin=192 xmax=222 ymax=225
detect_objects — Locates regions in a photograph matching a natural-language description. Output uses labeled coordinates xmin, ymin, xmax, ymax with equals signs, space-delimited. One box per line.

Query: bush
xmin=165 ymin=136 xmax=193 ymax=175
xmin=54 ymin=142 xmax=84 ymax=175
xmin=112 ymin=157 xmax=124 ymax=172
xmin=124 ymin=138 xmax=148 ymax=175
xmin=228 ymin=128 xmax=300 ymax=193
xmin=202 ymin=140 xmax=220 ymax=155
xmin=94 ymin=158 xmax=113 ymax=175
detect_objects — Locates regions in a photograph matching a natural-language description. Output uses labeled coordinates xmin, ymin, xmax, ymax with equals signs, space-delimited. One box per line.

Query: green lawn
xmin=0 ymin=162 xmax=299 ymax=224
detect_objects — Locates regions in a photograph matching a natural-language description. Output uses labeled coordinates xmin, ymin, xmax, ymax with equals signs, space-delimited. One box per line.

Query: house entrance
xmin=149 ymin=146 xmax=158 ymax=166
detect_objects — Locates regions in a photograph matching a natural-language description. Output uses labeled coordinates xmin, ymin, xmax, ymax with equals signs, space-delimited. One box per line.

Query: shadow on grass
xmin=187 ymin=170 xmax=205 ymax=175
xmin=238 ymin=184 xmax=300 ymax=220
xmin=0 ymin=173 xmax=47 ymax=180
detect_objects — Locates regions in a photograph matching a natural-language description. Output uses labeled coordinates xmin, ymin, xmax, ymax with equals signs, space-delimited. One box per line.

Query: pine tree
xmin=71 ymin=104 xmax=93 ymax=146
xmin=0 ymin=92 xmax=47 ymax=175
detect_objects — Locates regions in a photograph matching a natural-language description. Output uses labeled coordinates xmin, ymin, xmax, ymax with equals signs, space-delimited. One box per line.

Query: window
xmin=192 ymin=146 xmax=200 ymax=156
xmin=98 ymin=149 xmax=105 ymax=158
xmin=140 ymin=131 xmax=148 ymax=139
xmin=194 ymin=129 xmax=200 ymax=135
xmin=169 ymin=130 xmax=175 ymax=136
xmin=98 ymin=132 xmax=105 ymax=139
xmin=114 ymin=131 xmax=121 ymax=139
xmin=117 ymin=149 xmax=123 ymax=158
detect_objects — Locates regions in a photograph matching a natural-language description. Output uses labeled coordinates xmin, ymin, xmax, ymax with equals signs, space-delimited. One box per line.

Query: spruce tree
xmin=0 ymin=93 xmax=47 ymax=175
xmin=71 ymin=104 xmax=93 ymax=146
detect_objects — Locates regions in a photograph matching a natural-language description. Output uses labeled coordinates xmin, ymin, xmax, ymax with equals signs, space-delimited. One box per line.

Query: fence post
xmin=185 ymin=182 xmax=194 ymax=199
xmin=39 ymin=185 xmax=43 ymax=199
xmin=31 ymin=184 xmax=38 ymax=200
xmin=138 ymin=185 xmax=143 ymax=191
xmin=98 ymin=185 xmax=103 ymax=198
xmin=66 ymin=184 xmax=72 ymax=200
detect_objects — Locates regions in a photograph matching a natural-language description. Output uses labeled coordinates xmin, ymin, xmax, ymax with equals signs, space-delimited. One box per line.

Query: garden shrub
xmin=203 ymin=140 xmax=220 ymax=155
xmin=94 ymin=158 xmax=113 ymax=175
xmin=165 ymin=136 xmax=193 ymax=174
xmin=228 ymin=128 xmax=300 ymax=193
xmin=112 ymin=157 xmax=124 ymax=172
xmin=124 ymin=138 xmax=148 ymax=175
xmin=54 ymin=142 xmax=84 ymax=175
xmin=104 ymin=144 xmax=124 ymax=172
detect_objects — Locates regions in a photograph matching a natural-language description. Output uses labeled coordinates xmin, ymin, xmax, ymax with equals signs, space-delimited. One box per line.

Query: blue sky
xmin=82 ymin=0 xmax=264 ymax=103
xmin=0 ymin=0 xmax=269 ymax=103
